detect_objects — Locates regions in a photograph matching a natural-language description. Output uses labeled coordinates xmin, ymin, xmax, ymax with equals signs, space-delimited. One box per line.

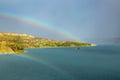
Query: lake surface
xmin=0 ymin=45 xmax=120 ymax=80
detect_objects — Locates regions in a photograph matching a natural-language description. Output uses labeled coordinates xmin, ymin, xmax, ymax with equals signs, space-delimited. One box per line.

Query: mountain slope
xmin=0 ymin=32 xmax=92 ymax=54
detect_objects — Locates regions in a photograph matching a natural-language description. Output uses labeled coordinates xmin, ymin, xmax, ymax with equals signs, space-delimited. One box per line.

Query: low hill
xmin=0 ymin=32 xmax=93 ymax=54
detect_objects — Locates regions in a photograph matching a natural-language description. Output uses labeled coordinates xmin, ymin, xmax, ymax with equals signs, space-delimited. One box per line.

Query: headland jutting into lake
xmin=0 ymin=32 xmax=95 ymax=54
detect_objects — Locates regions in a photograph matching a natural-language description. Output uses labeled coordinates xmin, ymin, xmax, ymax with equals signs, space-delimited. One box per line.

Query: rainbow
xmin=0 ymin=12 xmax=83 ymax=42
xmin=15 ymin=53 xmax=75 ymax=79
xmin=0 ymin=12 xmax=82 ymax=79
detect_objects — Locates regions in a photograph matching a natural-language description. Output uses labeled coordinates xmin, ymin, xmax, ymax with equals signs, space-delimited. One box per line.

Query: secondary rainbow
xmin=0 ymin=12 xmax=83 ymax=42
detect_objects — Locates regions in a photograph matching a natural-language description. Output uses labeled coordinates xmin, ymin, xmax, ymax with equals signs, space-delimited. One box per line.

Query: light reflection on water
xmin=0 ymin=45 xmax=120 ymax=80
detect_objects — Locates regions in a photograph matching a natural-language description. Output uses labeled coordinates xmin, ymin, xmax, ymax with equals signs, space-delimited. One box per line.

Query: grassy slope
xmin=0 ymin=32 xmax=92 ymax=54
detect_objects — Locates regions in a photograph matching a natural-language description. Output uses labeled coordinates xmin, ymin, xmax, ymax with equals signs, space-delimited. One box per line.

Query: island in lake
xmin=0 ymin=32 xmax=95 ymax=54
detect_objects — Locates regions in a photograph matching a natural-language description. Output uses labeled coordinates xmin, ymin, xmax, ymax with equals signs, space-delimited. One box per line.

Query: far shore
xmin=0 ymin=44 xmax=96 ymax=54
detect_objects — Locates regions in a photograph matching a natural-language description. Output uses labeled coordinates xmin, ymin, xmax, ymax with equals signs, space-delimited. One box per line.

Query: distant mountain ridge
xmin=0 ymin=32 xmax=93 ymax=54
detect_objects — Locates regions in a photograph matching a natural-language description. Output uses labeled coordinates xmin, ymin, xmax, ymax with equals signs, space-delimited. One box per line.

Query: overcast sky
xmin=0 ymin=0 xmax=120 ymax=44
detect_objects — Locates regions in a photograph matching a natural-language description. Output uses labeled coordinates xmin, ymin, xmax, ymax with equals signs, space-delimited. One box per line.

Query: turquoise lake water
xmin=0 ymin=45 xmax=120 ymax=80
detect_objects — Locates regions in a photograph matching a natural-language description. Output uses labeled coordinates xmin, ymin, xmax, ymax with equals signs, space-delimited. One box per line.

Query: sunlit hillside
xmin=0 ymin=32 xmax=92 ymax=54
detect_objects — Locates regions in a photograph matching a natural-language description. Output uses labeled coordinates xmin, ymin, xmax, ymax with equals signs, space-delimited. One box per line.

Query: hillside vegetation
xmin=0 ymin=32 xmax=92 ymax=54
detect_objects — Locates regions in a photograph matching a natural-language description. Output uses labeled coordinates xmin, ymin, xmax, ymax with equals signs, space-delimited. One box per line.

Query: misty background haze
xmin=0 ymin=0 xmax=120 ymax=44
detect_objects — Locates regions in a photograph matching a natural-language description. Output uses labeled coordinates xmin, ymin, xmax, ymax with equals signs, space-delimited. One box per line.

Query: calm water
xmin=0 ymin=45 xmax=120 ymax=80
